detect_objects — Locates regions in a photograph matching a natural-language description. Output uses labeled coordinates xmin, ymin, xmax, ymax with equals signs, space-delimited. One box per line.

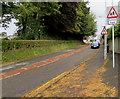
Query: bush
xmin=107 ymin=24 xmax=120 ymax=40
xmin=90 ymin=40 xmax=94 ymax=42
xmin=2 ymin=40 xmax=82 ymax=52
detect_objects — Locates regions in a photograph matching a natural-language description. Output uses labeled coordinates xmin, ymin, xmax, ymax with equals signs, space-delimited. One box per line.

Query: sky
xmin=0 ymin=19 xmax=18 ymax=36
xmin=89 ymin=0 xmax=120 ymax=36
xmin=0 ymin=0 xmax=120 ymax=36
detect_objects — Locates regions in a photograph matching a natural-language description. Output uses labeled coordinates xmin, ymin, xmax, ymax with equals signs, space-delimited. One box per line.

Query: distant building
xmin=0 ymin=32 xmax=18 ymax=40
xmin=84 ymin=35 xmax=100 ymax=43
xmin=7 ymin=35 xmax=17 ymax=40
xmin=0 ymin=35 xmax=7 ymax=39
xmin=0 ymin=32 xmax=7 ymax=39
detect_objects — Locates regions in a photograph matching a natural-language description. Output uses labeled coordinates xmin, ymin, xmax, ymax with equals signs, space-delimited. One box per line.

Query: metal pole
xmin=112 ymin=24 xmax=115 ymax=68
xmin=104 ymin=0 xmax=107 ymax=60
xmin=111 ymin=0 xmax=115 ymax=68
xmin=104 ymin=34 xmax=107 ymax=60
xmin=112 ymin=0 xmax=113 ymax=7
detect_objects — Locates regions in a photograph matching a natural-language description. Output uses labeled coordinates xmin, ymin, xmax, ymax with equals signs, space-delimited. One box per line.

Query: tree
xmin=43 ymin=2 xmax=80 ymax=39
xmin=2 ymin=2 xmax=61 ymax=40
xmin=0 ymin=32 xmax=7 ymax=36
xmin=107 ymin=23 xmax=120 ymax=40
xmin=77 ymin=2 xmax=96 ymax=38
xmin=2 ymin=2 xmax=96 ymax=40
xmin=44 ymin=2 xmax=96 ymax=40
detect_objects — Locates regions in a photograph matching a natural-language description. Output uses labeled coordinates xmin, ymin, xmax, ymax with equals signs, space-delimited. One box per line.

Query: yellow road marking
xmin=22 ymin=49 xmax=99 ymax=97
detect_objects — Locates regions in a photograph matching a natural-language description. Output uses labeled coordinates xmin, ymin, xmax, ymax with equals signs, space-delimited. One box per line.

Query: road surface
xmin=2 ymin=45 xmax=97 ymax=97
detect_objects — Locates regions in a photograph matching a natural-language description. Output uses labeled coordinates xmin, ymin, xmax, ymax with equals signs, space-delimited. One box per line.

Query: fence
xmin=108 ymin=36 xmax=120 ymax=54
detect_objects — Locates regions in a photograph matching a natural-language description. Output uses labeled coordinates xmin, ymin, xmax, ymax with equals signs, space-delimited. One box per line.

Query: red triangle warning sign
xmin=101 ymin=27 xmax=108 ymax=35
xmin=107 ymin=7 xmax=119 ymax=18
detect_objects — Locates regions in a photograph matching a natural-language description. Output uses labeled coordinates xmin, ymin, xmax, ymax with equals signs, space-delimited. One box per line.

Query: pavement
xmin=102 ymin=52 xmax=120 ymax=97
xmin=23 ymin=46 xmax=119 ymax=98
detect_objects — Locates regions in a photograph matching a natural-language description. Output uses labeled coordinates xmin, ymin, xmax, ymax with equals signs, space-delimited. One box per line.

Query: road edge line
xmin=0 ymin=45 xmax=89 ymax=79
xmin=1 ymin=44 xmax=87 ymax=67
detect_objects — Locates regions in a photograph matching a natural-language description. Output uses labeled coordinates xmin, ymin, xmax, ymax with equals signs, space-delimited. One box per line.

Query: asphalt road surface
xmin=2 ymin=45 xmax=96 ymax=97
xmin=1 ymin=45 xmax=87 ymax=73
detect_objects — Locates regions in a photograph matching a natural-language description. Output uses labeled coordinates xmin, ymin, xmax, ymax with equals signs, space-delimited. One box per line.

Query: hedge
xmin=2 ymin=40 xmax=82 ymax=52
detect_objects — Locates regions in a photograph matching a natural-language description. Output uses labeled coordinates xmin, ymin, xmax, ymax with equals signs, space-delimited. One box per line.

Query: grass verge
xmin=2 ymin=41 xmax=84 ymax=65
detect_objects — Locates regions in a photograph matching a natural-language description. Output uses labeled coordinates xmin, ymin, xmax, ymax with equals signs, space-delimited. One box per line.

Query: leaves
xmin=107 ymin=24 xmax=120 ymax=39
xmin=36 ymin=63 xmax=117 ymax=97
xmin=2 ymin=2 xmax=96 ymax=40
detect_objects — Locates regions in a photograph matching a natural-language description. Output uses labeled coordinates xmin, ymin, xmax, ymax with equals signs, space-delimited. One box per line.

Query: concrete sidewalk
xmin=24 ymin=47 xmax=119 ymax=98
xmin=102 ymin=53 xmax=120 ymax=97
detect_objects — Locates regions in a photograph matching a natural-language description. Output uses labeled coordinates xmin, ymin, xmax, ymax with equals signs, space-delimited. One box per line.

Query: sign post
xmin=104 ymin=35 xmax=107 ymax=60
xmin=101 ymin=26 xmax=108 ymax=60
xmin=107 ymin=6 xmax=119 ymax=68
xmin=112 ymin=25 xmax=115 ymax=68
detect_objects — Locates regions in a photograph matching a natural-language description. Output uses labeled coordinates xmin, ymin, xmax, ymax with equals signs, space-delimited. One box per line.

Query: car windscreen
xmin=91 ymin=42 xmax=99 ymax=46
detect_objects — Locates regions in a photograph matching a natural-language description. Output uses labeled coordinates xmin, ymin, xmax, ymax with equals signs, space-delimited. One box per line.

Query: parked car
xmin=91 ymin=41 xmax=100 ymax=49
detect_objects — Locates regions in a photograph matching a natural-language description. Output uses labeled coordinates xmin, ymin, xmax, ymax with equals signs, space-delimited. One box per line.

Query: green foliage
xmin=44 ymin=2 xmax=81 ymax=39
xmin=1 ymin=37 xmax=9 ymax=40
xmin=0 ymin=32 xmax=7 ymax=36
xmin=0 ymin=32 xmax=8 ymax=40
xmin=107 ymin=24 xmax=120 ymax=40
xmin=2 ymin=2 xmax=96 ymax=40
xmin=2 ymin=40 xmax=83 ymax=64
xmin=2 ymin=40 xmax=83 ymax=63
xmin=44 ymin=2 xmax=96 ymax=40
xmin=2 ymin=2 xmax=61 ymax=40
xmin=90 ymin=40 xmax=94 ymax=42
xmin=2 ymin=40 xmax=83 ymax=52
xmin=77 ymin=2 xmax=97 ymax=37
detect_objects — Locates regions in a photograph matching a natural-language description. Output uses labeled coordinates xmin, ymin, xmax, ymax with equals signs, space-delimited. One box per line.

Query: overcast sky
xmin=1 ymin=0 xmax=120 ymax=36
xmin=89 ymin=0 xmax=120 ymax=35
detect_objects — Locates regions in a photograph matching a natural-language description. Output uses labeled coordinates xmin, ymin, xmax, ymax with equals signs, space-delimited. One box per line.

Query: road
xmin=23 ymin=46 xmax=119 ymax=97
xmin=1 ymin=45 xmax=97 ymax=97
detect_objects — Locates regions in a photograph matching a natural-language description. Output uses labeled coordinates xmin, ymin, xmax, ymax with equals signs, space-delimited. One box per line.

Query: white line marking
xmin=21 ymin=68 xmax=28 ymax=70
xmin=0 ymin=66 xmax=13 ymax=71
xmin=2 ymin=72 xmax=21 ymax=80
xmin=63 ymin=49 xmax=74 ymax=52
xmin=15 ymin=62 xmax=28 ymax=66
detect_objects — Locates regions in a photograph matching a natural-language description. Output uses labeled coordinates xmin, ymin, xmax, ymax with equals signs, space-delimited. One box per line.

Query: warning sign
xmin=107 ymin=7 xmax=119 ymax=18
xmin=101 ymin=27 xmax=108 ymax=35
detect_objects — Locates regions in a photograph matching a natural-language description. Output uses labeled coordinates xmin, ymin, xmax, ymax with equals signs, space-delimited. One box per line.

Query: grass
xmin=2 ymin=41 xmax=84 ymax=65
